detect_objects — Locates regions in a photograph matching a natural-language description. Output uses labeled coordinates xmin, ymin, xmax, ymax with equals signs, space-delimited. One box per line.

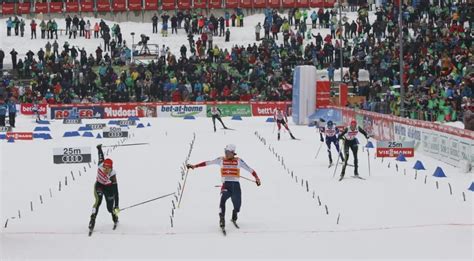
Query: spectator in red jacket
xmin=30 ymin=20 xmax=37 ymax=39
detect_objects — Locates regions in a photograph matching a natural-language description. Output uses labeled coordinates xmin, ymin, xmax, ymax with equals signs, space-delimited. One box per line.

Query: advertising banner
xmin=117 ymin=120 xmax=136 ymax=126
xmin=97 ymin=0 xmax=111 ymax=12
xmin=63 ymin=119 xmax=82 ymax=124
xmin=158 ymin=104 xmax=207 ymax=117
xmin=66 ymin=1 xmax=80 ymax=12
xmin=53 ymin=147 xmax=91 ymax=164
xmin=50 ymin=106 xmax=103 ymax=119
xmin=103 ymin=127 xmax=128 ymax=138
xmin=448 ymin=137 xmax=460 ymax=162
xmin=162 ymin=0 xmax=176 ymax=10
xmin=21 ymin=103 xmax=47 ymax=115
xmin=18 ymin=3 xmax=30 ymax=14
xmin=421 ymin=129 xmax=431 ymax=154
xmin=128 ymin=0 xmax=143 ymax=10
xmin=99 ymin=103 xmax=157 ymax=118
xmin=332 ymin=106 xmax=474 ymax=169
xmin=35 ymin=2 xmax=48 ymax=13
xmin=439 ymin=134 xmax=449 ymax=159
xmin=316 ymin=81 xmax=331 ymax=109
xmin=376 ymin=141 xmax=415 ymax=157
xmin=206 ymin=104 xmax=251 ymax=117
xmin=6 ymin=132 xmax=33 ymax=140
xmin=86 ymin=123 xmax=106 ymax=130
xmin=339 ymin=83 xmax=348 ymax=107
xmin=80 ymin=0 xmax=94 ymax=12
xmin=1 ymin=3 xmax=15 ymax=15
xmin=144 ymin=0 xmax=158 ymax=10
xmin=251 ymin=102 xmax=289 ymax=116
xmin=226 ymin=0 xmax=239 ymax=8
xmin=113 ymin=0 xmax=127 ymax=12
xmin=50 ymin=2 xmax=63 ymax=13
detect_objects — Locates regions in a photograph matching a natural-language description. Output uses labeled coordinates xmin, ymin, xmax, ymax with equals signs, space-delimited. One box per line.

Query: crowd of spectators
xmin=0 ymin=0 xmax=472 ymax=126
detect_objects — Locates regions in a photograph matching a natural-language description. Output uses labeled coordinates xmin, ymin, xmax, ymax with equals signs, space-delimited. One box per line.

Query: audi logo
xmin=61 ymin=155 xmax=84 ymax=163
xmin=105 ymin=132 xmax=124 ymax=138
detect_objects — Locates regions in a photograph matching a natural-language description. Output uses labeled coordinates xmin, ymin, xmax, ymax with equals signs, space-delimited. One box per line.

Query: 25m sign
xmin=376 ymin=141 xmax=415 ymax=157
xmin=53 ymin=147 xmax=92 ymax=164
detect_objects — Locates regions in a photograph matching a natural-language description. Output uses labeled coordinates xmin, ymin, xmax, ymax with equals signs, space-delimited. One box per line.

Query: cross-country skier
xmin=274 ymin=108 xmax=296 ymax=140
xmin=319 ymin=120 xmax=344 ymax=167
xmin=88 ymin=144 xmax=119 ymax=233
xmin=338 ymin=120 xmax=369 ymax=181
xmin=209 ymin=105 xmax=228 ymax=132
xmin=186 ymin=144 xmax=261 ymax=231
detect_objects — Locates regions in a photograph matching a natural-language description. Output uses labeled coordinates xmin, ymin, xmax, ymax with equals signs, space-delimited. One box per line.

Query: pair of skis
xmin=328 ymin=162 xmax=353 ymax=168
xmin=338 ymin=175 xmax=366 ymax=181
xmin=88 ymin=221 xmax=118 ymax=236
xmin=221 ymin=220 xmax=239 ymax=236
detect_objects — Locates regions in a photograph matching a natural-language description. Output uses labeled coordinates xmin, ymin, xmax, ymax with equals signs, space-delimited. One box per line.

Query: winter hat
xmin=103 ymin=158 xmax=113 ymax=168
xmin=225 ymin=144 xmax=236 ymax=154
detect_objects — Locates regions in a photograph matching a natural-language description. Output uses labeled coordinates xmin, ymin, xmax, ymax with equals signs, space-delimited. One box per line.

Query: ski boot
xmin=88 ymin=214 xmax=96 ymax=230
xmin=219 ymin=214 xmax=225 ymax=228
xmin=231 ymin=211 xmax=239 ymax=228
xmin=214 ymin=126 xmax=216 ymax=132
xmin=231 ymin=211 xmax=238 ymax=222
xmin=277 ymin=133 xmax=280 ymax=140
xmin=290 ymin=133 xmax=296 ymax=140
xmin=339 ymin=172 xmax=345 ymax=181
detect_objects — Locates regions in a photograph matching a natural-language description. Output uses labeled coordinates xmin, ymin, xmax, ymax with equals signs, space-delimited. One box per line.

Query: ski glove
xmin=255 ymin=178 xmax=261 ymax=187
xmin=186 ymin=164 xmax=195 ymax=170
xmin=113 ymin=208 xmax=120 ymax=215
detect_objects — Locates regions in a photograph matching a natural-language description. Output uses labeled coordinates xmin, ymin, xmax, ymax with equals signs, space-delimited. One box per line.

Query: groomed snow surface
xmin=0 ymin=115 xmax=472 ymax=260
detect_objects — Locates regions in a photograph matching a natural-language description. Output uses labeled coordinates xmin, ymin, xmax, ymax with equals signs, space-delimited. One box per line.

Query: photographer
xmin=139 ymin=34 xmax=150 ymax=55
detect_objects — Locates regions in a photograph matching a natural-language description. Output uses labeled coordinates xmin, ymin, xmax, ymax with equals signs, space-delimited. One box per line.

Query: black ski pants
xmin=341 ymin=139 xmax=359 ymax=176
xmin=212 ymin=115 xmax=226 ymax=129
xmin=92 ymin=182 xmax=118 ymax=217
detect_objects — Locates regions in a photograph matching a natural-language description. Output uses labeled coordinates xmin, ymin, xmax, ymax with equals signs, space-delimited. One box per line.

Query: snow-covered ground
xmin=0 ymin=10 xmax=368 ymax=81
xmin=0 ymin=115 xmax=472 ymax=259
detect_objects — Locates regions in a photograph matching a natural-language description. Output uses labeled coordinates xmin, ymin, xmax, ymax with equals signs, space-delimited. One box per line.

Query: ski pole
xmin=332 ymin=151 xmax=341 ymax=178
xmin=240 ymin=175 xmax=257 ymax=183
xmin=314 ymin=141 xmax=324 ymax=159
xmin=367 ymin=149 xmax=371 ymax=176
xmin=102 ymin=143 xmax=149 ymax=148
xmin=215 ymin=176 xmax=255 ymax=187
xmin=178 ymin=164 xmax=190 ymax=208
xmin=120 ymin=192 xmax=175 ymax=212
xmin=332 ymin=140 xmax=344 ymax=178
